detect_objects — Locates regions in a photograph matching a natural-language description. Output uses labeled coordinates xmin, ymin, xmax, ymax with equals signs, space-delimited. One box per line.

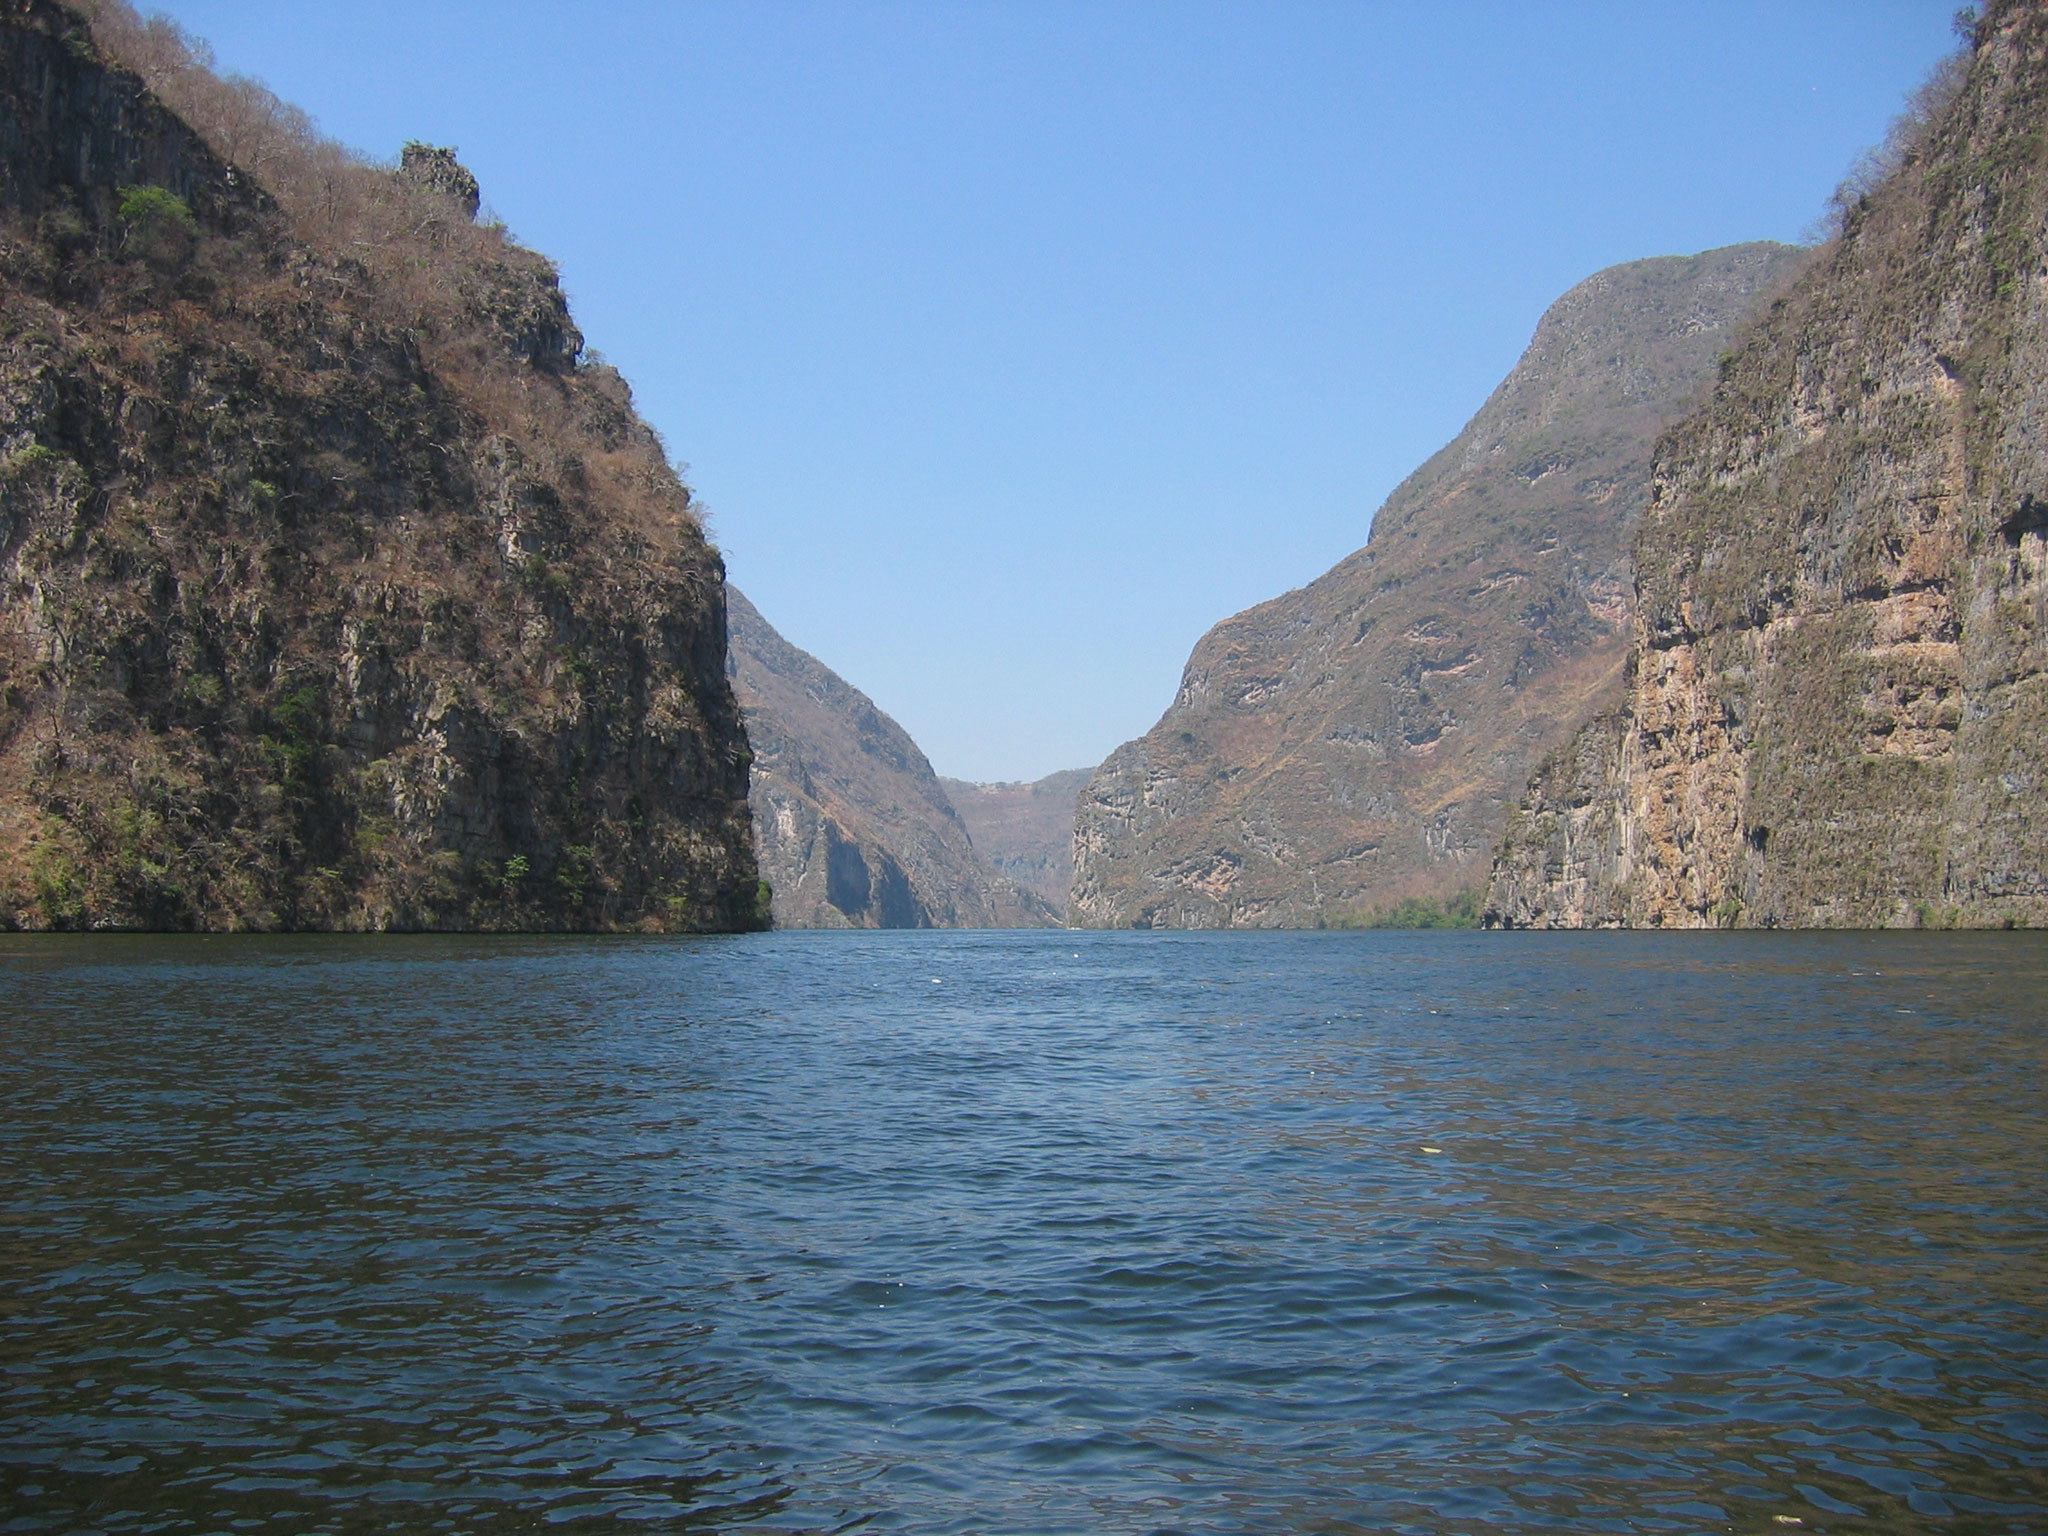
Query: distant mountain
xmin=1070 ymin=242 xmax=1805 ymax=928
xmin=938 ymin=769 xmax=1093 ymax=913
xmin=1488 ymin=6 xmax=2048 ymax=929
xmin=727 ymin=591 xmax=1057 ymax=928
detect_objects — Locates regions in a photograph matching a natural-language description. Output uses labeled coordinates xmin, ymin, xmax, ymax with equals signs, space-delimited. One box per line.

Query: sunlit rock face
xmin=1488 ymin=2 xmax=2048 ymax=930
xmin=1070 ymin=242 xmax=1803 ymax=929
xmin=0 ymin=0 xmax=760 ymax=930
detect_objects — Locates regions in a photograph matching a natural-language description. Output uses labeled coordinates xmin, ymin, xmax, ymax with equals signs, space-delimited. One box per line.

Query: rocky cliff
xmin=1069 ymin=243 xmax=1803 ymax=928
xmin=939 ymin=767 xmax=1092 ymax=912
xmin=0 ymin=0 xmax=762 ymax=930
xmin=728 ymin=589 xmax=1055 ymax=928
xmin=1488 ymin=5 xmax=2048 ymax=930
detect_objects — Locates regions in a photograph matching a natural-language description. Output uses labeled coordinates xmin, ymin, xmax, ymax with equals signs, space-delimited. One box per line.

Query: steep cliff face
xmin=939 ymin=768 xmax=1092 ymax=912
xmin=728 ymin=590 xmax=1055 ymax=928
xmin=3 ymin=9 xmax=257 ymax=230
xmin=1069 ymin=243 xmax=1803 ymax=928
xmin=1489 ymin=5 xmax=2048 ymax=931
xmin=0 ymin=0 xmax=761 ymax=930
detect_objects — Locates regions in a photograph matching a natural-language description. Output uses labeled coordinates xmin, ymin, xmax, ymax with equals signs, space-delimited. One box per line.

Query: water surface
xmin=2 ymin=930 xmax=2044 ymax=1534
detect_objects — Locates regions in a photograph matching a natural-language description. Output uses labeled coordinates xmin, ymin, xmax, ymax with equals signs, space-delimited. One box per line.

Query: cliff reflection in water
xmin=1 ymin=931 xmax=2043 ymax=1534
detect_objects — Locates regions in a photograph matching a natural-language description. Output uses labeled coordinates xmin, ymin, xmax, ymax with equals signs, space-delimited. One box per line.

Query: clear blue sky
xmin=152 ymin=1 xmax=1958 ymax=782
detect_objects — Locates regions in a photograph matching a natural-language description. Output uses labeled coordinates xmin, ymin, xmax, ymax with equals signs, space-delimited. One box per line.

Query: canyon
xmin=728 ymin=589 xmax=1055 ymax=928
xmin=6 ymin=0 xmax=2040 ymax=936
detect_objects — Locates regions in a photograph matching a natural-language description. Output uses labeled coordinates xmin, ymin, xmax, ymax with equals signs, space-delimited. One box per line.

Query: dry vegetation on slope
xmin=0 ymin=0 xmax=761 ymax=929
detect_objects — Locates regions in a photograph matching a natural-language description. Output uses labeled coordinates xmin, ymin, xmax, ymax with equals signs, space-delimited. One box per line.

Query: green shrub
xmin=270 ymin=682 xmax=321 ymax=741
xmin=116 ymin=186 xmax=199 ymax=268
xmin=519 ymin=555 xmax=571 ymax=596
xmin=259 ymin=681 xmax=323 ymax=784
xmin=178 ymin=672 xmax=224 ymax=711
xmin=556 ymin=844 xmax=595 ymax=902
xmin=1372 ymin=890 xmax=1483 ymax=929
xmin=116 ymin=185 xmax=196 ymax=233
xmin=1323 ymin=886 xmax=1483 ymax=929
xmin=29 ymin=838 xmax=84 ymax=927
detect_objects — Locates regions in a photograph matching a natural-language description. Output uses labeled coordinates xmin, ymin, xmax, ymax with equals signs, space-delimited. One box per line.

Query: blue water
xmin=1 ymin=930 xmax=2044 ymax=1534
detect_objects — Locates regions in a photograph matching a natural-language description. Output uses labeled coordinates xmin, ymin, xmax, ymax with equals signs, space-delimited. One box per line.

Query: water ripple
xmin=0 ymin=930 xmax=2043 ymax=1533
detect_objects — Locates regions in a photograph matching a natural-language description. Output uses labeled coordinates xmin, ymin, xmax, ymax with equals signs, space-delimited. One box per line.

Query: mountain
xmin=938 ymin=768 xmax=1093 ymax=912
xmin=1487 ymin=6 xmax=2048 ymax=930
xmin=0 ymin=0 xmax=762 ymax=930
xmin=728 ymin=590 xmax=1057 ymax=928
xmin=1069 ymin=242 xmax=1804 ymax=928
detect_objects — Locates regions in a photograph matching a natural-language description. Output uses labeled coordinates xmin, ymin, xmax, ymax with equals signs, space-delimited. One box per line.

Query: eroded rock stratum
xmin=1488 ymin=2 xmax=2048 ymax=929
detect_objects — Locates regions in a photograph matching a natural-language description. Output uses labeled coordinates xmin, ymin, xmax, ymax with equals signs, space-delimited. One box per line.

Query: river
xmin=2 ymin=930 xmax=2043 ymax=1533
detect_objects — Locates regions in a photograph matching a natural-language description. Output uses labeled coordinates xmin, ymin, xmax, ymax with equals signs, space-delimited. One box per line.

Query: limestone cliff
xmin=939 ymin=768 xmax=1093 ymax=912
xmin=1070 ymin=243 xmax=1803 ymax=928
xmin=0 ymin=0 xmax=762 ymax=930
xmin=1488 ymin=4 xmax=2048 ymax=931
xmin=728 ymin=590 xmax=1056 ymax=928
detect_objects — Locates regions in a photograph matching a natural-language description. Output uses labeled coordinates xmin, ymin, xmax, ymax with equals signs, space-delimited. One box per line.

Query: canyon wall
xmin=1488 ymin=3 xmax=2048 ymax=930
xmin=939 ymin=768 xmax=1093 ymax=913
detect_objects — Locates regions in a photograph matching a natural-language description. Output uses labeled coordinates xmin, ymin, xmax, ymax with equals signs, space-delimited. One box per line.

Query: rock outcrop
xmin=397 ymin=142 xmax=480 ymax=220
xmin=1488 ymin=5 xmax=2048 ymax=930
xmin=1070 ymin=242 xmax=1803 ymax=927
xmin=0 ymin=0 xmax=762 ymax=930
xmin=728 ymin=589 xmax=1056 ymax=928
xmin=939 ymin=768 xmax=1093 ymax=912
